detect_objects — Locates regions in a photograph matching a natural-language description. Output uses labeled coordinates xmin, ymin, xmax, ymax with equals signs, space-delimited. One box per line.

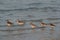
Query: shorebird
xmin=6 ymin=19 xmax=13 ymax=27
xmin=30 ymin=22 xmax=36 ymax=28
xmin=16 ymin=19 xmax=25 ymax=26
xmin=49 ymin=23 xmax=55 ymax=29
xmin=40 ymin=22 xmax=47 ymax=27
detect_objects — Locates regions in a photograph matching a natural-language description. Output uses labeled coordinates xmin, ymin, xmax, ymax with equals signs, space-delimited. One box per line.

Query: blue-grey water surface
xmin=0 ymin=0 xmax=60 ymax=40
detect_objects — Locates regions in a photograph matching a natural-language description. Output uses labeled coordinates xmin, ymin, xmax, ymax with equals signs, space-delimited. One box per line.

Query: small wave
xmin=0 ymin=27 xmax=45 ymax=31
xmin=41 ymin=7 xmax=60 ymax=10
xmin=50 ymin=0 xmax=56 ymax=2
xmin=0 ymin=7 xmax=39 ymax=11
xmin=47 ymin=18 xmax=60 ymax=20
xmin=1 ymin=33 xmax=28 ymax=37
xmin=52 ymin=9 xmax=60 ymax=12
xmin=40 ymin=6 xmax=60 ymax=12
xmin=0 ymin=6 xmax=59 ymax=11
xmin=27 ymin=2 xmax=42 ymax=6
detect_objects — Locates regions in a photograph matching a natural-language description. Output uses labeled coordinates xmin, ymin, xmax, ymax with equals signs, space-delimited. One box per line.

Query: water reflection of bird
xmin=40 ymin=28 xmax=45 ymax=32
xmin=50 ymin=29 xmax=55 ymax=35
xmin=40 ymin=22 xmax=47 ymax=27
xmin=30 ymin=22 xmax=37 ymax=28
xmin=49 ymin=29 xmax=55 ymax=40
xmin=6 ymin=19 xmax=13 ymax=27
xmin=16 ymin=19 xmax=25 ymax=26
xmin=32 ymin=29 xmax=36 ymax=32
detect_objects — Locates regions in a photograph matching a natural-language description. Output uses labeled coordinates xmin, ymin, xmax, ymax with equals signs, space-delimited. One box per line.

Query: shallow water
xmin=0 ymin=0 xmax=60 ymax=40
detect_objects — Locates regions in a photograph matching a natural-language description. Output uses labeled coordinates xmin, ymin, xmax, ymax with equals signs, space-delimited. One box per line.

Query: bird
xmin=40 ymin=22 xmax=47 ymax=27
xmin=6 ymin=19 xmax=13 ymax=27
xmin=49 ymin=23 xmax=55 ymax=29
xmin=16 ymin=19 xmax=25 ymax=26
xmin=30 ymin=22 xmax=36 ymax=28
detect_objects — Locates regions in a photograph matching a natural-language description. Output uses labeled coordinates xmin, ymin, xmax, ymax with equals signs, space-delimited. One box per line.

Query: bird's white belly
xmin=7 ymin=24 xmax=11 ymax=26
xmin=41 ymin=24 xmax=46 ymax=27
xmin=18 ymin=23 xmax=24 ymax=25
xmin=31 ymin=25 xmax=36 ymax=28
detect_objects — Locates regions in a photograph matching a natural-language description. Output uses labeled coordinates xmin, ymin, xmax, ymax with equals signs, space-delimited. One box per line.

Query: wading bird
xmin=16 ymin=19 xmax=25 ymax=26
xmin=6 ymin=19 xmax=13 ymax=27
xmin=30 ymin=22 xmax=37 ymax=28
xmin=40 ymin=22 xmax=47 ymax=27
